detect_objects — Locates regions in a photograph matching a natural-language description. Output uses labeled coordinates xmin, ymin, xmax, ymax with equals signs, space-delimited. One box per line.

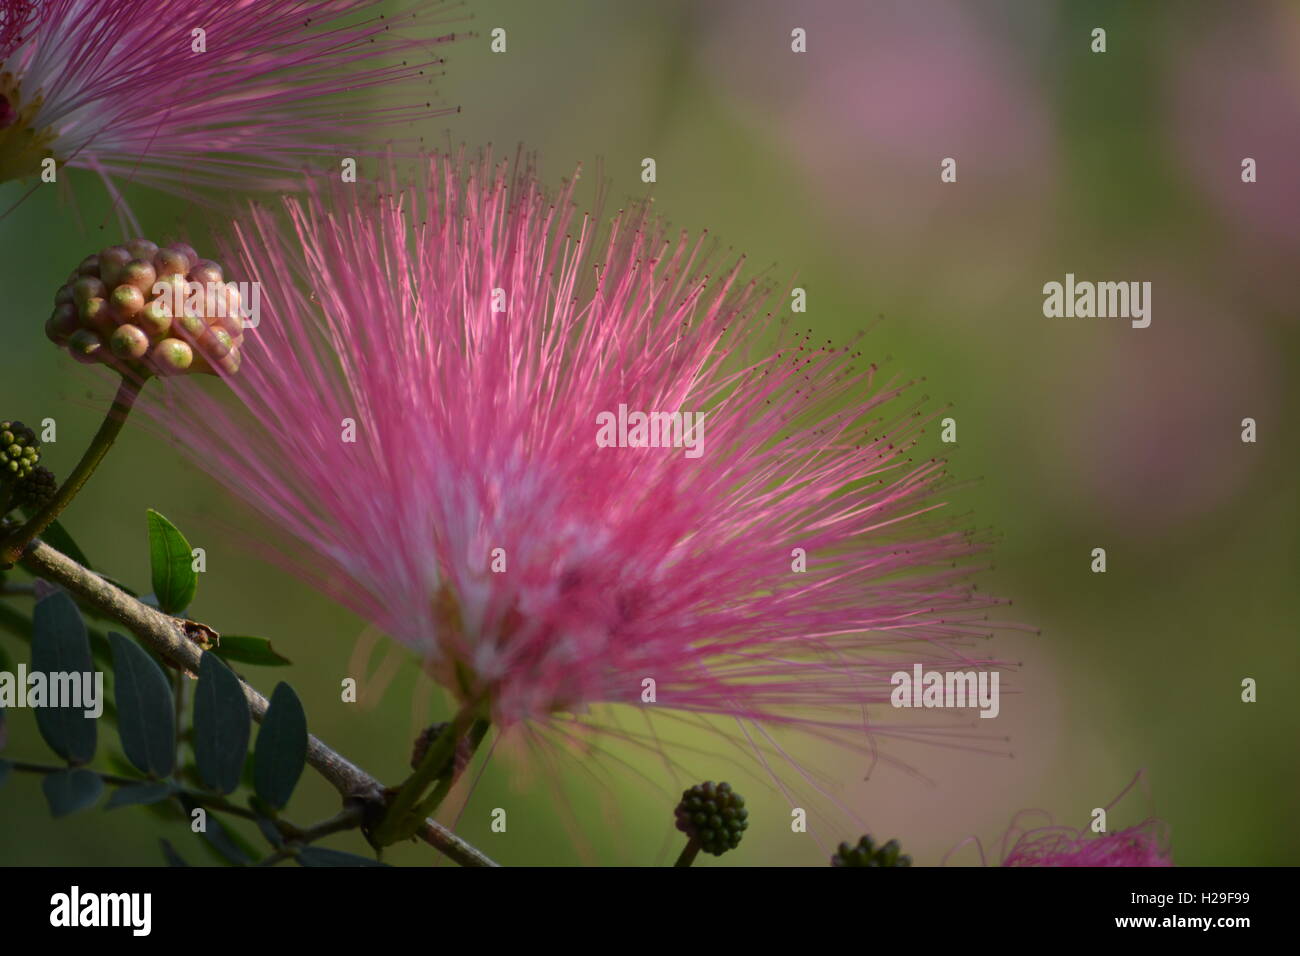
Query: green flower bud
xmin=830 ymin=835 xmax=913 ymax=867
xmin=0 ymin=421 xmax=39 ymax=482
xmin=188 ymin=262 xmax=223 ymax=291
xmin=169 ymin=242 xmax=199 ymax=267
xmin=137 ymin=298 xmax=171 ymax=337
xmin=198 ymin=326 xmax=234 ymax=359
xmin=172 ymin=312 xmax=206 ymax=341
xmin=109 ymin=324 xmax=150 ymax=359
xmin=126 ymin=238 xmax=159 ymax=262
xmin=72 ymin=276 xmax=106 ymax=306
xmin=109 ymin=283 xmax=145 ymax=320
xmin=674 ymin=781 xmax=749 ymax=856
xmin=46 ymin=303 xmax=79 ymax=343
xmin=80 ymin=297 xmax=114 ymax=336
xmin=213 ymin=349 xmax=242 ymax=375
xmin=152 ymin=337 xmax=193 ymax=375
xmin=119 ymin=258 xmax=157 ymax=294
xmin=97 ymin=246 xmax=132 ymax=288
xmin=67 ymin=328 xmax=103 ymax=364
xmin=153 ymin=247 xmax=189 ymax=278
xmin=15 ymin=465 xmax=56 ymax=513
xmin=50 ymin=240 xmax=243 ymax=379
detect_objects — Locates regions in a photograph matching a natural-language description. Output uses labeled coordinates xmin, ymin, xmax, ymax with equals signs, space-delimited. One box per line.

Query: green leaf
xmin=212 ymin=635 xmax=292 ymax=667
xmin=254 ymin=683 xmax=307 ymax=810
xmin=254 ymin=814 xmax=284 ymax=848
xmin=146 ymin=509 xmax=197 ymax=615
xmin=193 ymin=651 xmax=250 ymax=794
xmin=296 ymin=847 xmax=389 ymax=867
xmin=42 ymin=768 xmax=103 ymax=817
xmin=109 ymin=632 xmax=175 ymax=777
xmin=106 ymin=780 xmax=173 ymax=809
xmin=202 ymin=819 xmax=256 ymax=866
xmin=31 ymin=591 xmax=97 ymax=765
xmin=160 ymin=839 xmax=188 ymax=867
xmin=39 ymin=519 xmax=92 ymax=570
xmin=0 ymin=758 xmax=10 ymax=788
xmin=178 ymin=795 xmax=256 ymax=865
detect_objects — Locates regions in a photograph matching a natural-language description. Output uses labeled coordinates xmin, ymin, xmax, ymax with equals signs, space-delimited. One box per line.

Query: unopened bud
xmin=72 ymin=276 xmax=105 ymax=306
xmin=108 ymin=284 xmax=145 ymax=320
xmin=154 ymin=247 xmax=190 ymax=278
xmin=119 ymin=259 xmax=157 ymax=294
xmin=189 ymin=259 xmax=223 ymax=286
xmin=67 ymin=328 xmax=102 ymax=363
xmin=831 ymin=835 xmax=913 ymax=867
xmin=109 ymin=324 xmax=150 ymax=360
xmin=98 ymin=246 xmax=131 ymax=288
xmin=45 ymin=303 xmax=79 ymax=343
xmin=674 ymin=781 xmax=749 ymax=856
xmin=126 ymin=238 xmax=159 ymax=261
xmin=152 ymin=337 xmax=193 ymax=375
xmin=47 ymin=238 xmax=244 ymax=378
xmin=0 ymin=421 xmax=39 ymax=481
xmin=15 ymin=465 xmax=56 ymax=513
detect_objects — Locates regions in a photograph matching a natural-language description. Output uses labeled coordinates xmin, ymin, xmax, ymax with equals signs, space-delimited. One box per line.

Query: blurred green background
xmin=1 ymin=0 xmax=1296 ymax=866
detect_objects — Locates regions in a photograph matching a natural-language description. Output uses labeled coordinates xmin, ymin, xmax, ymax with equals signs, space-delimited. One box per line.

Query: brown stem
xmin=18 ymin=538 xmax=498 ymax=867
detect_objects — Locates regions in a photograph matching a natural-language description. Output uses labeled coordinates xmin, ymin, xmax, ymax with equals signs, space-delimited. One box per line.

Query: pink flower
xmin=146 ymin=151 xmax=1010 ymax=780
xmin=0 ymin=0 xmax=460 ymax=193
xmin=950 ymin=774 xmax=1172 ymax=867
xmin=1000 ymin=819 xmax=1172 ymax=867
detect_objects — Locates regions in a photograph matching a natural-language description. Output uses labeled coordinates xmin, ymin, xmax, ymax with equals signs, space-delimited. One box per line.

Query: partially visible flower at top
xmin=0 ymin=0 xmax=462 ymax=194
xmin=0 ymin=2 xmax=38 ymax=63
xmin=141 ymin=150 xmax=1013 ymax=803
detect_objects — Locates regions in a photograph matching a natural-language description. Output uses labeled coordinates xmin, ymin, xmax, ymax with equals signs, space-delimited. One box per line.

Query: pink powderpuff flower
xmin=949 ymin=774 xmax=1172 ymax=867
xmin=143 ymin=150 xmax=1013 ymax=796
xmin=1000 ymin=819 xmax=1171 ymax=867
xmin=0 ymin=0 xmax=461 ymax=195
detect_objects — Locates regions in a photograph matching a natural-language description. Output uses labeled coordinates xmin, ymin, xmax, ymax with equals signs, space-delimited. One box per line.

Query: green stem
xmin=254 ymin=805 xmax=367 ymax=867
xmin=371 ymin=701 xmax=484 ymax=847
xmin=411 ymin=717 xmax=491 ymax=822
xmin=0 ymin=377 xmax=143 ymax=567
xmin=8 ymin=760 xmax=145 ymax=788
xmin=674 ymin=838 xmax=702 ymax=868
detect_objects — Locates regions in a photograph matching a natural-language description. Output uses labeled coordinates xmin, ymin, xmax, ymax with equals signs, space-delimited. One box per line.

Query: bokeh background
xmin=1 ymin=0 xmax=1296 ymax=866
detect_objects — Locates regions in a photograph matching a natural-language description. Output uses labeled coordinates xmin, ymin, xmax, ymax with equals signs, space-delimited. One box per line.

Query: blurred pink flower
xmin=697 ymin=0 xmax=1057 ymax=301
xmin=1051 ymin=272 xmax=1279 ymax=534
xmin=1166 ymin=3 xmax=1300 ymax=299
xmin=1001 ymin=819 xmax=1172 ymax=867
xmin=0 ymin=0 xmax=461 ymax=194
xmin=949 ymin=773 xmax=1172 ymax=866
xmin=144 ymin=152 xmax=1011 ymax=780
